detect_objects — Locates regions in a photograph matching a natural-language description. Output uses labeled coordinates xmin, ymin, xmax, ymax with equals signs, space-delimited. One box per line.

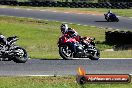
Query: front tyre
xmin=89 ymin=49 xmax=100 ymax=60
xmin=12 ymin=47 xmax=28 ymax=63
xmin=116 ymin=18 xmax=119 ymax=22
xmin=59 ymin=46 xmax=73 ymax=60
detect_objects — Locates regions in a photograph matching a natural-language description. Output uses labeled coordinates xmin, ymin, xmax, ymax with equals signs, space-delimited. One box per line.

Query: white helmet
xmin=108 ymin=10 xmax=112 ymax=13
xmin=60 ymin=24 xmax=68 ymax=34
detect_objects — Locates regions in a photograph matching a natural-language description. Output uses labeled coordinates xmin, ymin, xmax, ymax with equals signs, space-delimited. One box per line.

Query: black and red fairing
xmin=58 ymin=34 xmax=77 ymax=47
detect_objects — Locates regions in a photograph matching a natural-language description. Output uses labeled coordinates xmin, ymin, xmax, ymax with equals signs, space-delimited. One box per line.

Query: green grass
xmin=101 ymin=50 xmax=132 ymax=58
xmin=0 ymin=16 xmax=131 ymax=59
xmin=2 ymin=5 xmax=132 ymax=17
xmin=0 ymin=76 xmax=131 ymax=88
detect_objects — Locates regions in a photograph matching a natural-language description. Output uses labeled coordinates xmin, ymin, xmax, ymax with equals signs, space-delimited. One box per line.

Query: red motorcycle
xmin=58 ymin=34 xmax=100 ymax=60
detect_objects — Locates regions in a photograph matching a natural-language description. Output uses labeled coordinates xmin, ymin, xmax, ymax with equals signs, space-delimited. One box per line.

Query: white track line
xmin=24 ymin=75 xmax=59 ymax=77
xmin=77 ymin=13 xmax=83 ymax=14
xmin=59 ymin=58 xmax=132 ymax=60
xmin=45 ymin=20 xmax=49 ymax=21
xmin=77 ymin=24 xmax=81 ymax=25
xmin=101 ymin=58 xmax=132 ymax=59
xmin=69 ymin=23 xmax=73 ymax=24
xmin=10 ymin=74 xmax=132 ymax=77
xmin=62 ymin=22 xmax=68 ymax=23
xmin=92 ymin=14 xmax=96 ymax=15
xmin=64 ymin=12 xmax=69 ymax=13
xmin=115 ymin=29 xmax=120 ymax=30
xmin=83 ymin=25 xmax=88 ymax=26
xmin=52 ymin=11 xmax=57 ymax=12
xmin=26 ymin=9 xmax=32 ymax=11
xmin=40 ymin=10 xmax=46 ymax=12
xmin=90 ymin=26 xmax=96 ymax=27
xmin=14 ymin=8 xmax=20 ymax=10
xmin=117 ymin=16 xmax=121 ymax=17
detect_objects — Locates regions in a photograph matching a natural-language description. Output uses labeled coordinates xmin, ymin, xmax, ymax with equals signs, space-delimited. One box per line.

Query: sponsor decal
xmin=77 ymin=67 xmax=131 ymax=84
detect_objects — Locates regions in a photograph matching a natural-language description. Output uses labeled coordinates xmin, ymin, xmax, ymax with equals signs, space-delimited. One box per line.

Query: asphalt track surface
xmin=0 ymin=59 xmax=132 ymax=76
xmin=0 ymin=7 xmax=132 ymax=76
xmin=0 ymin=7 xmax=132 ymax=30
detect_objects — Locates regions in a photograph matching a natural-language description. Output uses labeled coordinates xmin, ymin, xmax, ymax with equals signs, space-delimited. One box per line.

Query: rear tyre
xmin=59 ymin=46 xmax=73 ymax=60
xmin=116 ymin=18 xmax=119 ymax=22
xmin=107 ymin=18 xmax=111 ymax=22
xmin=12 ymin=47 xmax=28 ymax=63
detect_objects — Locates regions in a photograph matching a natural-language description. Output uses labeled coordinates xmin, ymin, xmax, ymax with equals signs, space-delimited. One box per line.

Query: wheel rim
xmin=93 ymin=50 xmax=100 ymax=58
xmin=14 ymin=48 xmax=27 ymax=60
xmin=62 ymin=46 xmax=72 ymax=57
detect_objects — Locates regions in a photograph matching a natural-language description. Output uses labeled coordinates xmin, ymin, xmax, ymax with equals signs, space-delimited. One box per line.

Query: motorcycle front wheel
xmin=116 ymin=18 xmax=119 ymax=22
xmin=89 ymin=49 xmax=100 ymax=60
xmin=59 ymin=46 xmax=73 ymax=60
xmin=12 ymin=47 xmax=28 ymax=63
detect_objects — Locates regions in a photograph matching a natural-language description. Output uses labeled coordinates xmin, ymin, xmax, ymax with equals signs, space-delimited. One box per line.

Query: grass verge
xmin=0 ymin=16 xmax=131 ymax=59
xmin=0 ymin=76 xmax=131 ymax=88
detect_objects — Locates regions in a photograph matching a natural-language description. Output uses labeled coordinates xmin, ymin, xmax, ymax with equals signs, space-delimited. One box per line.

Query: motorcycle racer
xmin=60 ymin=24 xmax=81 ymax=42
xmin=60 ymin=24 xmax=83 ymax=53
xmin=58 ymin=24 xmax=100 ymax=60
xmin=104 ymin=10 xmax=119 ymax=22
xmin=0 ymin=34 xmax=11 ymax=53
xmin=106 ymin=10 xmax=113 ymax=19
xmin=0 ymin=34 xmax=8 ymax=45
